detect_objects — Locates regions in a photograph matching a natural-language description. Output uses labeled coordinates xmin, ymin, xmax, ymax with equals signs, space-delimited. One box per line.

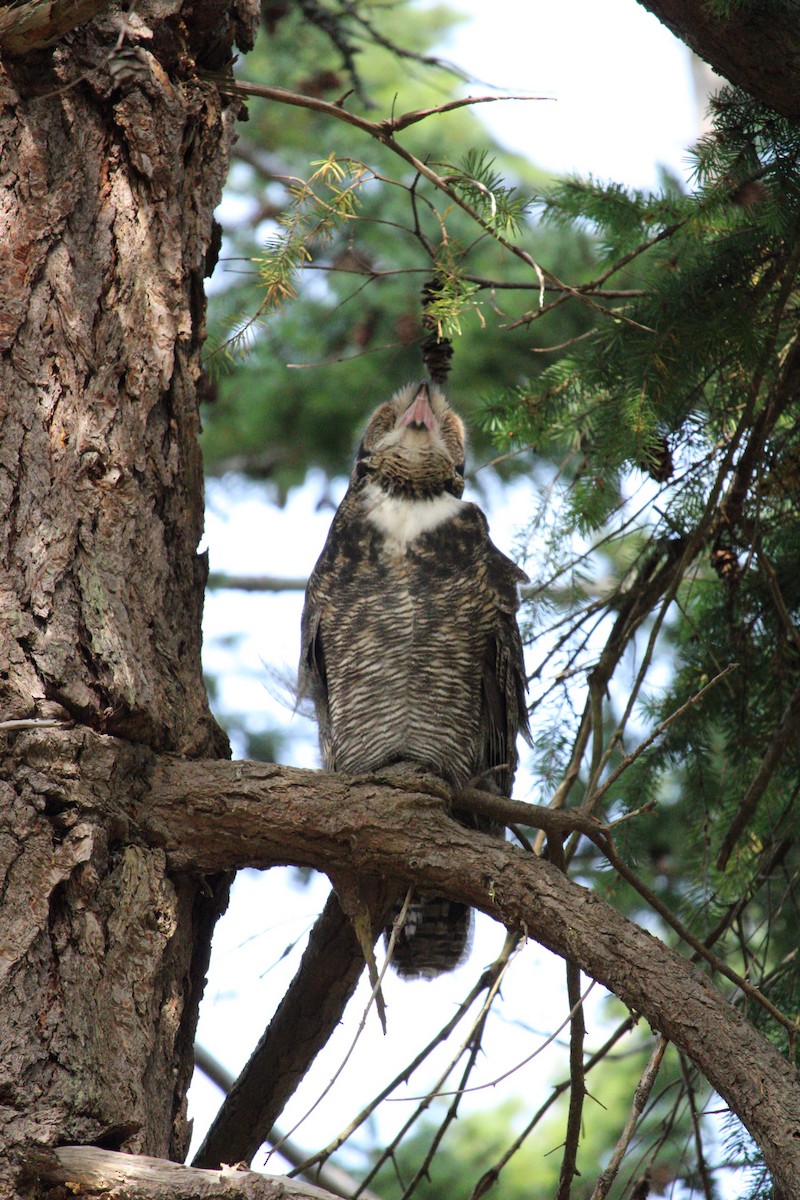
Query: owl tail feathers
xmin=387 ymin=896 xmax=473 ymax=979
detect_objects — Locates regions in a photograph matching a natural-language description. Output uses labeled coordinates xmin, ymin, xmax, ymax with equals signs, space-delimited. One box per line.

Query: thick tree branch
xmin=15 ymin=730 xmax=800 ymax=1193
xmin=637 ymin=0 xmax=800 ymax=119
xmin=141 ymin=759 xmax=800 ymax=1193
xmin=0 ymin=0 xmax=114 ymax=52
xmin=34 ymin=1145 xmax=338 ymax=1199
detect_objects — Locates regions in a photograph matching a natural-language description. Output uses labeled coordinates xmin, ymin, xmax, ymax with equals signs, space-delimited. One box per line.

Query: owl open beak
xmin=400 ymin=383 xmax=436 ymax=431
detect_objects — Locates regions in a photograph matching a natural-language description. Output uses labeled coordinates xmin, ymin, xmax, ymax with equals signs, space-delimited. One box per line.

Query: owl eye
xmin=353 ymin=457 xmax=370 ymax=484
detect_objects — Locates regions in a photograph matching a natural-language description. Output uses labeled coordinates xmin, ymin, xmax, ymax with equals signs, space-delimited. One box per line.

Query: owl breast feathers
xmin=300 ymin=382 xmax=529 ymax=978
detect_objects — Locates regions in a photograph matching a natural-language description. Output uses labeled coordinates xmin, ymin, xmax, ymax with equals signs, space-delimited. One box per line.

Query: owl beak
xmin=400 ymin=382 xmax=436 ymax=431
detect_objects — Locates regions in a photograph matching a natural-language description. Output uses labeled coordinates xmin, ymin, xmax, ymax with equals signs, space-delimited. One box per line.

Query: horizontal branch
xmin=35 ymin=1145 xmax=338 ymax=1200
xmin=21 ymin=730 xmax=800 ymax=1193
xmin=0 ymin=0 xmax=114 ymax=53
xmin=206 ymin=572 xmax=308 ymax=592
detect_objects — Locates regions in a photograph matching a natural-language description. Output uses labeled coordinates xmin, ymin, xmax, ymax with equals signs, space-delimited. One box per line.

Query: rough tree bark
xmin=0 ymin=0 xmax=256 ymax=1193
xmin=636 ymin=0 xmax=800 ymax=119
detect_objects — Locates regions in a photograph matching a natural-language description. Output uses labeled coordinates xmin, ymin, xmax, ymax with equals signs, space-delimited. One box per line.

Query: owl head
xmin=353 ymin=382 xmax=466 ymax=499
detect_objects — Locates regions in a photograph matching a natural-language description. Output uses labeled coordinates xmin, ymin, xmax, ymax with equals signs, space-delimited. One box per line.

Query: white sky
xmin=446 ymin=0 xmax=700 ymax=189
xmin=191 ymin=6 xmax=736 ymax=1196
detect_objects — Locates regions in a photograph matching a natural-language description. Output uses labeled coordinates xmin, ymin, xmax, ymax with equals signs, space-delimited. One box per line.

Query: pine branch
xmin=716 ymin=681 xmax=800 ymax=870
xmin=200 ymin=74 xmax=651 ymax=331
xmin=206 ymin=573 xmax=307 ymax=592
xmin=297 ymin=934 xmax=520 ymax=1187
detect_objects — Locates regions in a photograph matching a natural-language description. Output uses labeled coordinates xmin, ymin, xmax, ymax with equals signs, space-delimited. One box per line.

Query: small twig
xmin=587 ymin=1035 xmax=669 ymax=1200
xmin=271 ymin=890 xmax=414 ymax=1159
xmin=466 ymin=1016 xmax=638 ymax=1200
xmin=716 ymin=680 xmax=800 ymax=870
xmin=291 ymin=936 xmax=520 ymax=1180
xmin=206 ymin=573 xmax=307 ymax=592
xmin=530 ymin=329 xmax=598 ymax=354
xmin=403 ymin=976 xmax=596 ymax=1100
xmin=0 ymin=718 xmax=72 ymax=731
xmin=193 ymin=1046 xmax=381 ymax=1200
xmin=757 ymin=549 xmax=800 ymax=655
xmin=353 ymin=934 xmax=520 ymax=1197
xmin=547 ymin=836 xmax=586 ymax=1200
xmin=606 ymin=799 xmax=658 ymax=828
xmin=557 ymin=958 xmax=586 ymax=1200
xmin=583 ymin=662 xmax=740 ymax=814
xmin=286 ymin=339 xmax=409 ymax=369
xmin=678 ymin=1053 xmax=715 ymax=1200
xmin=395 ymin=983 xmax=500 ymax=1200
xmin=379 ymin=92 xmax=553 ymax=135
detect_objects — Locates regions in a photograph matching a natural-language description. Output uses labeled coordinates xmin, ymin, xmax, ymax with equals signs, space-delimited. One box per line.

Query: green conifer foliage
xmin=488 ymin=85 xmax=800 ymax=1082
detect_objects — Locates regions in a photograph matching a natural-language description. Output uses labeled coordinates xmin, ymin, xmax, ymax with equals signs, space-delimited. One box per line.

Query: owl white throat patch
xmin=363 ymin=482 xmax=463 ymax=549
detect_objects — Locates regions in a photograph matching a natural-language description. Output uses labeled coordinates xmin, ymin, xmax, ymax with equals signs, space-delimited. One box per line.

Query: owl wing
xmin=299 ymin=509 xmax=344 ymax=772
xmin=479 ymin=539 xmax=530 ymax=797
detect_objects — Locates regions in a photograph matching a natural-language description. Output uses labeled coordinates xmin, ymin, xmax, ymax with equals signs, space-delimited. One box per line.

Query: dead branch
xmin=549 ymin=834 xmax=586 ymax=1200
xmin=295 ymin=936 xmax=519 ymax=1182
xmin=467 ymin=1017 xmax=638 ymax=1200
xmin=0 ymin=0 xmax=114 ymax=52
xmin=33 ymin=1145 xmax=338 ymax=1200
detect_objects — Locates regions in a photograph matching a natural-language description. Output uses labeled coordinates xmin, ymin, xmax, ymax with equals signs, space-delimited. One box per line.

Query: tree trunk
xmin=0 ymin=2 xmax=256 ymax=1192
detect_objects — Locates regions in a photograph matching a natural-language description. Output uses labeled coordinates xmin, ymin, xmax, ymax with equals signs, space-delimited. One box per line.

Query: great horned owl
xmin=299 ymin=382 xmax=529 ymax=978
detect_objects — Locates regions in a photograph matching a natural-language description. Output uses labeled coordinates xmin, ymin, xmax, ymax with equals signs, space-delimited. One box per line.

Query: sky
xmin=189 ymin=4 xmax=732 ymax=1195
xmin=443 ymin=0 xmax=703 ymax=189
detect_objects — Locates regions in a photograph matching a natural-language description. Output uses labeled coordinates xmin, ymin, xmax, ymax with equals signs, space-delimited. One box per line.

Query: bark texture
xmin=0 ymin=2 xmax=256 ymax=1193
xmin=35 ymin=1145 xmax=338 ymax=1199
xmin=0 ymin=30 xmax=239 ymax=754
xmin=637 ymin=0 xmax=800 ymax=119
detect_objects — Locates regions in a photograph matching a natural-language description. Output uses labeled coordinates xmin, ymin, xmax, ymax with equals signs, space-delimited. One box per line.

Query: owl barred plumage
xmin=299 ymin=382 xmax=529 ymax=978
